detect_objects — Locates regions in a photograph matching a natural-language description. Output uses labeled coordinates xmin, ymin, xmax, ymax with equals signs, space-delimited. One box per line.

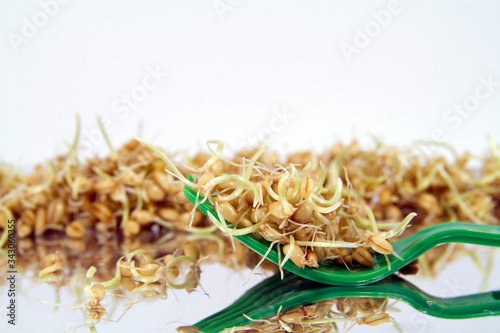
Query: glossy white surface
xmin=1 ymin=1 xmax=500 ymax=332
xmin=2 ymin=253 xmax=500 ymax=333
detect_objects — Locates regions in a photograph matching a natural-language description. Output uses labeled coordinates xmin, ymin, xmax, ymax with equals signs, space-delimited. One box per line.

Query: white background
xmin=1 ymin=0 xmax=500 ymax=332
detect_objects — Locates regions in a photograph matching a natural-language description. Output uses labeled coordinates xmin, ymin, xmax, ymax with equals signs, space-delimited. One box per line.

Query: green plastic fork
xmin=191 ymin=272 xmax=500 ymax=332
xmin=184 ymin=183 xmax=500 ymax=286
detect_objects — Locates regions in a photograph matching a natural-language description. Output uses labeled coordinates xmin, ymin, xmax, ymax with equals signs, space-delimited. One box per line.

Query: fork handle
xmin=396 ymin=222 xmax=500 ymax=261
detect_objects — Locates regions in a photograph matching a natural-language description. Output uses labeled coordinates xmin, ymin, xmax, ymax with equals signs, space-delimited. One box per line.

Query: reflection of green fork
xmin=184 ymin=182 xmax=500 ymax=286
xmin=190 ymin=272 xmax=500 ymax=332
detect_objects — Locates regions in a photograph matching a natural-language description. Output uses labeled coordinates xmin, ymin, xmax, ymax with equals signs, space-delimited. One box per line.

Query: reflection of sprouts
xmin=40 ymin=244 xmax=204 ymax=333
xmin=203 ymin=297 xmax=400 ymax=333
xmin=84 ymin=267 xmax=108 ymax=330
xmin=137 ymin=138 xmax=416 ymax=272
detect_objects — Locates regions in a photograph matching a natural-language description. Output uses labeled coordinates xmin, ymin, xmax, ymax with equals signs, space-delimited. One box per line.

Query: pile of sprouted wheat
xmin=140 ymin=138 xmax=416 ymax=274
xmin=0 ymin=118 xmax=499 ymax=332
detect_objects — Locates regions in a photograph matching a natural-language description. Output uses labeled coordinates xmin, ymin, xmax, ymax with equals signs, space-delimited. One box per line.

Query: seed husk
xmin=362 ymin=313 xmax=390 ymax=326
xmin=368 ymin=234 xmax=393 ymax=255
xmin=305 ymin=249 xmax=319 ymax=268
xmin=177 ymin=326 xmax=201 ymax=333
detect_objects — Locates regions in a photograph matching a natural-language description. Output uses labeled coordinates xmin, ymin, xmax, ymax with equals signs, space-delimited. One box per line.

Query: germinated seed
xmin=40 ymin=253 xmax=61 ymax=269
xmin=89 ymin=202 xmax=113 ymax=222
xmin=18 ymin=223 xmax=33 ymax=238
xmin=91 ymin=283 xmax=106 ymax=301
xmin=163 ymin=254 xmax=175 ymax=265
xmin=294 ymin=228 xmax=308 ymax=241
xmin=184 ymin=242 xmax=200 ymax=260
xmin=34 ymin=207 xmax=47 ymax=236
xmin=138 ymin=263 xmax=160 ymax=277
xmin=175 ymin=191 xmax=190 ymax=204
xmin=281 ymin=308 xmax=306 ymax=323
xmin=260 ymin=224 xmax=285 ymax=242
xmin=300 ymin=177 xmax=315 ymax=197
xmin=120 ymin=276 xmax=136 ymax=292
xmin=378 ymin=187 xmax=392 ymax=206
xmin=65 ymin=220 xmax=85 ymax=239
xmin=131 ymin=209 xmax=155 ymax=224
xmin=217 ymin=201 xmax=239 ymax=224
xmin=47 ymin=198 xmax=64 ymax=225
xmin=198 ymin=172 xmax=215 ymax=186
xmin=210 ymin=159 xmax=225 ymax=176
xmin=166 ymin=266 xmax=180 ymax=281
xmin=123 ymin=220 xmax=141 ymax=238
xmin=176 ymin=326 xmax=201 ymax=333
xmin=293 ymin=203 xmax=313 ymax=222
xmin=352 ymin=247 xmax=373 ymax=267
xmin=283 ymin=243 xmax=306 ymax=268
xmin=362 ymin=313 xmax=390 ymax=327
xmin=120 ymin=261 xmax=132 ymax=277
xmin=144 ymin=180 xmax=165 ymax=202
xmin=268 ymin=201 xmax=295 ymax=219
xmin=305 ymin=249 xmax=319 ymax=268
xmin=93 ymin=179 xmax=116 ymax=194
xmin=367 ymin=234 xmax=393 ymax=255
xmin=158 ymin=208 xmax=179 ymax=221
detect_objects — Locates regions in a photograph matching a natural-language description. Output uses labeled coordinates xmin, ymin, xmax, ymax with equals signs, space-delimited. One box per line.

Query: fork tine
xmin=186 ymin=182 xmax=500 ymax=286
